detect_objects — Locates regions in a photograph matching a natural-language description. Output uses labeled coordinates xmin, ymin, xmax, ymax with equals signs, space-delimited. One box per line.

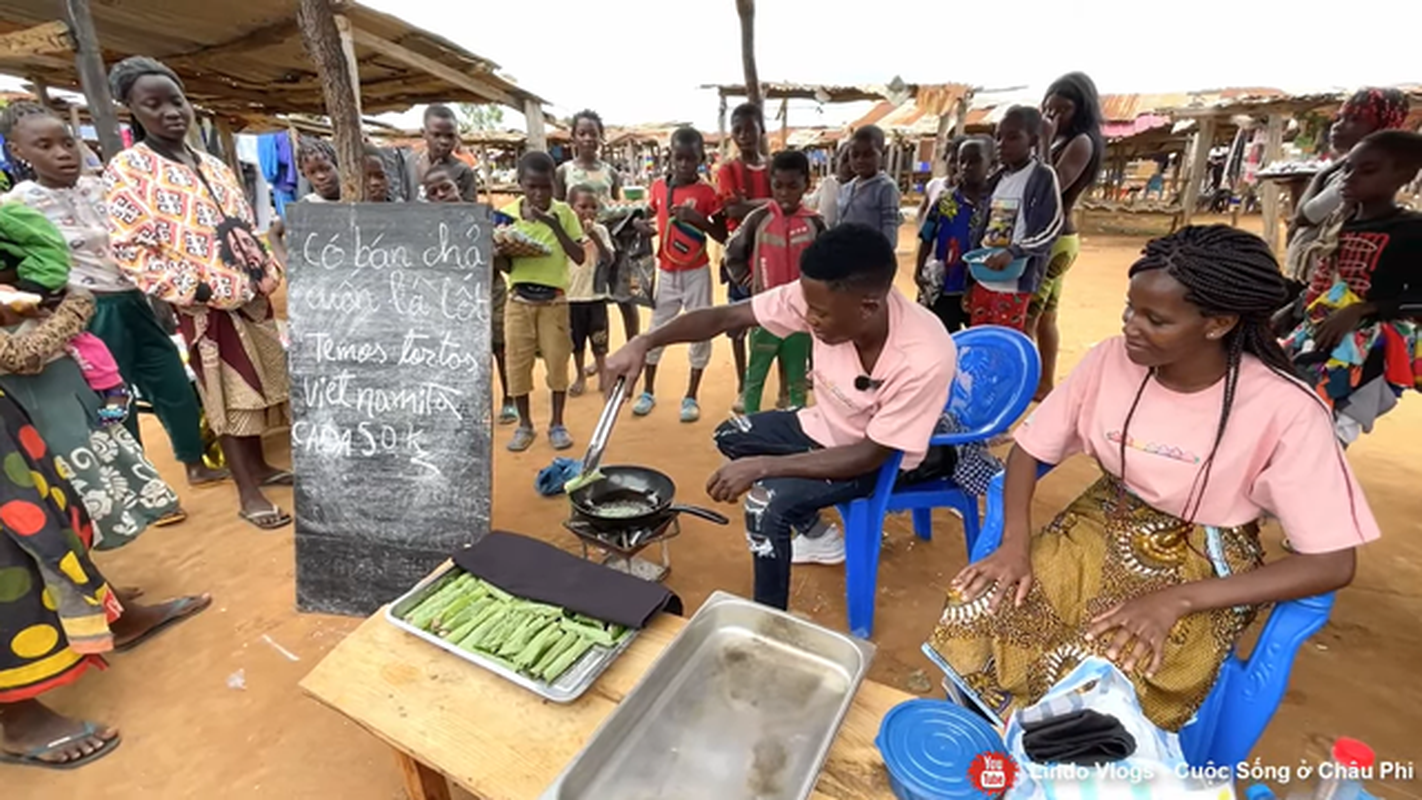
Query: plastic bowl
xmin=964 ymin=247 xmax=1028 ymax=284
xmin=876 ymin=698 xmax=1006 ymax=799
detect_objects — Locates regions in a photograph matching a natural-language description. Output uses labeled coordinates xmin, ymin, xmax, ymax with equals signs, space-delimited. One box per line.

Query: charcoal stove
xmin=562 ymin=513 xmax=681 ymax=582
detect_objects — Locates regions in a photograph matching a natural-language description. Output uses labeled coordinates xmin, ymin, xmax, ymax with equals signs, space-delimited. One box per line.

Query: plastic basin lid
xmin=877 ymin=699 xmax=1006 ymax=799
xmin=1332 ymin=738 xmax=1375 ymax=768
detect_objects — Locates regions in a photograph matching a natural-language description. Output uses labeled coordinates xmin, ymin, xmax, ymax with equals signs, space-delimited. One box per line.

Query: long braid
xmin=1126 ymin=225 xmax=1315 ymax=523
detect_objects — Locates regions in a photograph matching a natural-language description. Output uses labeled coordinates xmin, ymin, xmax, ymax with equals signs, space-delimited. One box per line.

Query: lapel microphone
xmin=854 ymin=375 xmax=883 ymax=391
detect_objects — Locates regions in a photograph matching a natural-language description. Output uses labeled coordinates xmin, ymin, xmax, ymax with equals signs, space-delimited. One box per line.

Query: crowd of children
xmin=282 ymin=86 xmax=1417 ymax=457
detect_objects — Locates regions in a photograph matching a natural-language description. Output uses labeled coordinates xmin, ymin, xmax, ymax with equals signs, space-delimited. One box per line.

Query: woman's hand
xmin=1085 ymin=589 xmax=1191 ymax=678
xmin=950 ymin=542 xmax=1033 ymax=613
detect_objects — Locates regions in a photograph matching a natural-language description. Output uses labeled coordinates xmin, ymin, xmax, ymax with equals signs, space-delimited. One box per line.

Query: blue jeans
xmin=713 ymin=411 xmax=878 ymax=610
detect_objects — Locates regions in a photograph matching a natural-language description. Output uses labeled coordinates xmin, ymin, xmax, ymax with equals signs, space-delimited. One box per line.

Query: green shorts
xmin=1029 ymin=233 xmax=1081 ymax=320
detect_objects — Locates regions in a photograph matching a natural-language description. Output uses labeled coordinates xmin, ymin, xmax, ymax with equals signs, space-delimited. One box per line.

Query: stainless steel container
xmin=541 ymin=591 xmax=876 ymax=800
xmin=385 ymin=564 xmax=638 ymax=703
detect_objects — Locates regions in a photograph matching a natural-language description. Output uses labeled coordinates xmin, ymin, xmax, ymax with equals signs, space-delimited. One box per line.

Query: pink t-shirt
xmin=1015 ymin=337 xmax=1380 ymax=554
xmin=752 ymin=282 xmax=955 ymax=469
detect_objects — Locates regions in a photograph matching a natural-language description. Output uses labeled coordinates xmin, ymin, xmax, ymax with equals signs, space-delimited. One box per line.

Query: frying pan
xmin=568 ymin=465 xmax=729 ymax=531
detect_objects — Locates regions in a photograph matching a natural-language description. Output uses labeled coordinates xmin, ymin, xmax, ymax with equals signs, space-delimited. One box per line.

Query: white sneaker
xmin=791 ymin=524 xmax=846 ymax=565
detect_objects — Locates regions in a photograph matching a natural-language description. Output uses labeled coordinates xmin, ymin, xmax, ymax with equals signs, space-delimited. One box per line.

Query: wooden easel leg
xmin=394 ymin=750 xmax=453 ymax=800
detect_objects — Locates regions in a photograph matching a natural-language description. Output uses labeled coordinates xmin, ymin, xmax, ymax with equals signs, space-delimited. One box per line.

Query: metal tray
xmin=540 ymin=591 xmax=876 ymax=800
xmin=385 ymin=563 xmax=639 ymax=704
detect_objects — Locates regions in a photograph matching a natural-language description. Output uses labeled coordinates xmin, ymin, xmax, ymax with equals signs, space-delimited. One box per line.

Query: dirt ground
xmin=8 ymin=218 xmax=1422 ymax=799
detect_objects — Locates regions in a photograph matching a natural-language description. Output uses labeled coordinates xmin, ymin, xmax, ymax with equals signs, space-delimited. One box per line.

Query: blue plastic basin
xmin=964 ymin=247 xmax=1028 ymax=284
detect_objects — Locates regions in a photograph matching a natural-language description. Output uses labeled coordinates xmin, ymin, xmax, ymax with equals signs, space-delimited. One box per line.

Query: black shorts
xmin=569 ymin=300 xmax=609 ymax=355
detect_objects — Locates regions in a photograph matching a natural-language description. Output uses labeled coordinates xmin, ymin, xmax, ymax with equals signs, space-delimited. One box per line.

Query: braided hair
xmin=1120 ymin=225 xmax=1305 ymax=522
xmin=0 ymin=101 xmax=53 ymax=178
xmin=297 ymin=136 xmax=337 ymax=169
xmin=107 ymin=56 xmax=185 ymax=143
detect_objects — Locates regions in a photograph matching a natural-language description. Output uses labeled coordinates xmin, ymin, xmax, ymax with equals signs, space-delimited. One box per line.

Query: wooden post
xmin=63 ymin=0 xmax=124 ymax=161
xmin=931 ymin=113 xmax=952 ymax=179
xmin=778 ymin=96 xmax=789 ymax=152
xmin=297 ymin=0 xmax=366 ymax=201
xmin=717 ymin=93 xmax=729 ymax=163
xmin=1180 ymin=116 xmax=1216 ymax=226
xmin=524 ymin=98 xmax=547 ymax=153
xmin=1260 ymin=112 xmax=1286 ymax=252
xmin=736 ymin=0 xmax=762 ymax=110
xmin=479 ymin=145 xmax=493 ymax=204
xmin=333 ymin=14 xmax=363 ymax=119
xmin=215 ymin=116 xmax=242 ymax=177
xmin=27 ymin=75 xmax=51 ymax=108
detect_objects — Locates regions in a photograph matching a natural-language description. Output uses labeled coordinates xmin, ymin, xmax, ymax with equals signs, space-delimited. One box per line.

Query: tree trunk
xmin=64 ymin=0 xmax=124 ymax=161
xmin=296 ymin=0 xmax=365 ymax=201
xmin=736 ymin=0 xmax=761 ymax=111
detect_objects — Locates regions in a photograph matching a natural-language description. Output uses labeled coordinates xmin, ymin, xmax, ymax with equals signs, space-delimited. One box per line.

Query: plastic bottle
xmin=1309 ymin=738 xmax=1374 ymax=800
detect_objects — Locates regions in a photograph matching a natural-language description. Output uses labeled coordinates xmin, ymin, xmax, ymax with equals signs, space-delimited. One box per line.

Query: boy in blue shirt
xmin=915 ymin=137 xmax=993 ymax=332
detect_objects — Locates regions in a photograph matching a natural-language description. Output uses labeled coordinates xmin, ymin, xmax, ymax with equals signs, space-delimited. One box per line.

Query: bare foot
xmin=583 ymin=363 xmax=597 ymax=377
xmin=0 ymin=700 xmax=118 ymax=767
xmin=111 ymin=594 xmax=213 ymax=650
xmin=569 ymin=378 xmax=586 ymax=397
xmin=186 ymin=462 xmax=230 ymax=487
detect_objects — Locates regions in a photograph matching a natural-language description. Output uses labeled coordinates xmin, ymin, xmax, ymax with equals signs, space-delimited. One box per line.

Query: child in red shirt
xmin=716 ymin=104 xmax=772 ymax=410
xmin=723 ymin=151 xmax=825 ymax=413
xmin=632 ymin=127 xmax=726 ymax=422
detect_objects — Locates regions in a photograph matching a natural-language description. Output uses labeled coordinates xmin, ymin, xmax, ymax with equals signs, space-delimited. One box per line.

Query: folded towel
xmin=535 ymin=458 xmax=582 ymax=496
xmin=452 ymin=531 xmax=682 ymax=629
xmin=1021 ymin=709 xmax=1136 ymax=766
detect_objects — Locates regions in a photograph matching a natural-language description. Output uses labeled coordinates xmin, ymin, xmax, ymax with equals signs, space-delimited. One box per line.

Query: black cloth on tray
xmin=452 ymin=531 xmax=682 ymax=629
xmin=1021 ymin=709 xmax=1136 ymax=766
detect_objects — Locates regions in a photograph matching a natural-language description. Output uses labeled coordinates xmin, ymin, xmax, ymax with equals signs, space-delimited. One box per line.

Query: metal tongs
xmin=564 ymin=376 xmax=627 ymax=493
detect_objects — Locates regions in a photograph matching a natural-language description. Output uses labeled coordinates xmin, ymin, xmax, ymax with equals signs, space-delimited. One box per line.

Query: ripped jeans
xmin=713 ymin=411 xmax=879 ymax=610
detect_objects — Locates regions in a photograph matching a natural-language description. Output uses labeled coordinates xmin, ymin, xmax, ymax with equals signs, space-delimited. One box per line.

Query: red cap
xmin=1332 ymin=738 xmax=1375 ymax=768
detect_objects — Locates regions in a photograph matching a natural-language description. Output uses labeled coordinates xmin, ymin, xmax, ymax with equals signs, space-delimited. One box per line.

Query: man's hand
xmin=1314 ymin=303 xmax=1371 ymax=353
xmin=632 ymin=218 xmax=656 ymax=237
xmin=1085 ymin=589 xmax=1190 ymax=678
xmin=949 ymin=542 xmax=1033 ymax=613
xmin=706 ymin=457 xmax=771 ymax=503
xmin=984 ymin=250 xmax=1015 ymax=271
xmin=602 ymin=338 xmax=649 ymax=398
xmin=257 ymin=275 xmax=279 ymax=296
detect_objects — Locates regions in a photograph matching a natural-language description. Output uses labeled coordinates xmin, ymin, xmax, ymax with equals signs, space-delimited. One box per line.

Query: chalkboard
xmin=286 ymin=202 xmax=493 ymax=616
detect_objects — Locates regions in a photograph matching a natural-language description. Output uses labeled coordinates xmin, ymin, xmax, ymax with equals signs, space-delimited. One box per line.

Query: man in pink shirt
xmin=603 ymin=224 xmax=955 ymax=610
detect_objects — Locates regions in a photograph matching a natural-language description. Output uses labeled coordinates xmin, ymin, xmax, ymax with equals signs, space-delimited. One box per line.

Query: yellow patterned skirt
xmin=928 ymin=472 xmax=1264 ymax=731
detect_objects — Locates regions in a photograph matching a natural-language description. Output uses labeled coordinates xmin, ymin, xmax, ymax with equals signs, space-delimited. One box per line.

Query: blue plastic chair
xmin=835 ymin=326 xmax=1040 ymax=639
xmin=959 ymin=466 xmax=1335 ymax=767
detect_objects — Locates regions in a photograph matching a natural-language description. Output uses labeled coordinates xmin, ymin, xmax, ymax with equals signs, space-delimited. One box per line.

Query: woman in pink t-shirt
xmin=930 ymin=226 xmax=1380 ymax=731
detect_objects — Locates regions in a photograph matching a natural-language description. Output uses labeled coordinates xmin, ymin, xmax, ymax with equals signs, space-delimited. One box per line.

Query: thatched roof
xmin=0 ymin=1 xmax=546 ymax=129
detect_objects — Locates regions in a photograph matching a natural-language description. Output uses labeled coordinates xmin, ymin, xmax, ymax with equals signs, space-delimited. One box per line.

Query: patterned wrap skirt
xmin=928 ymin=472 xmax=1264 ymax=731
xmin=0 ymin=391 xmax=120 ymax=701
xmin=178 ymin=296 xmax=290 ymax=438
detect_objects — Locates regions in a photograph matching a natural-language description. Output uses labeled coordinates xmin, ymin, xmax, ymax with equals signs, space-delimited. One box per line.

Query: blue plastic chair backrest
xmin=946 ymin=326 xmax=1042 ymax=435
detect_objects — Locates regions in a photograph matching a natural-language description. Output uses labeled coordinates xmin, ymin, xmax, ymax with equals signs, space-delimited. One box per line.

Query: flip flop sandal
xmin=506 ymin=427 xmax=537 ymax=452
xmin=548 ymin=425 xmax=574 ymax=451
xmin=0 ymin=723 xmax=122 ymax=771
xmin=567 ymin=382 xmax=586 ymax=397
xmin=152 ymin=509 xmax=188 ymax=528
xmin=239 ymin=505 xmax=292 ymax=531
xmin=260 ymin=470 xmax=294 ymax=487
xmin=114 ymin=594 xmax=214 ymax=653
xmin=497 ymin=403 xmax=519 ymax=425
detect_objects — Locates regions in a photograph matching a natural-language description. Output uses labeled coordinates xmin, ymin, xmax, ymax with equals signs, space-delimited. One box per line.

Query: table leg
xmin=394 ymin=750 xmax=453 ymax=800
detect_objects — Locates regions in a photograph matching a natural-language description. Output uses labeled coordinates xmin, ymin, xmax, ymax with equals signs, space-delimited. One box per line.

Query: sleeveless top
xmin=557 ymin=159 xmax=616 ymax=202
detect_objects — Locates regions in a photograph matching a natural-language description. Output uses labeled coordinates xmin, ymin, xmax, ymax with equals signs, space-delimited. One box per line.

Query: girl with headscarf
xmin=1286 ymin=88 xmax=1410 ymax=282
xmin=102 ymin=56 xmax=292 ymax=530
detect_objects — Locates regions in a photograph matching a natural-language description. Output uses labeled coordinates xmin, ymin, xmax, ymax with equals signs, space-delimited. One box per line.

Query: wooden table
xmin=301 ymin=606 xmax=914 ymax=800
